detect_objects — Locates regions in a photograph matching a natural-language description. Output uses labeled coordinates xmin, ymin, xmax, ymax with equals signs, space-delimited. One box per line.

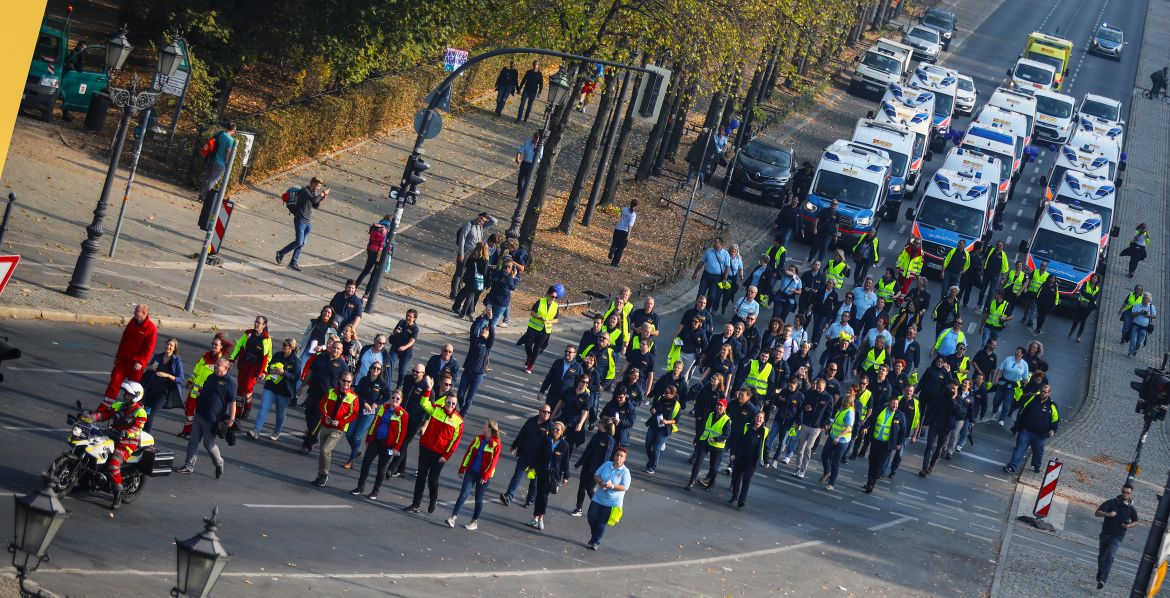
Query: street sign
xmin=1033 ymin=459 xmax=1062 ymax=518
xmin=237 ymin=131 xmax=257 ymax=167
xmin=443 ymin=48 xmax=469 ymax=72
xmin=209 ymin=199 xmax=235 ymax=256
xmin=414 ymin=109 xmax=443 ymax=140
xmin=0 ymin=255 xmax=19 ymax=297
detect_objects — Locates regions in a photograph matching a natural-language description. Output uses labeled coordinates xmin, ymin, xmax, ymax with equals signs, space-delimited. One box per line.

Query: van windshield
xmin=1031 ymin=229 xmax=1099 ymax=272
xmin=863 ymin=52 xmax=901 ymax=74
xmin=812 ymin=170 xmax=880 ymax=209
xmin=1037 ymin=95 xmax=1073 ymax=118
xmin=1025 ymin=52 xmax=1065 ymax=72
xmin=1015 ymin=62 xmax=1054 ymax=84
xmin=917 ymin=196 xmax=985 ymax=237
xmin=1081 ymin=99 xmax=1120 ymax=122
xmin=934 ymin=93 xmax=954 ymax=117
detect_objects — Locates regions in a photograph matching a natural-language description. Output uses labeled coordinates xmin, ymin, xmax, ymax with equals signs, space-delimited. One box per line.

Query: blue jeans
xmin=451 ymin=474 xmax=489 ymax=520
xmin=1098 ymin=533 xmax=1124 ymax=583
xmin=697 ymin=272 xmax=722 ymax=304
xmin=346 ymin=412 xmax=376 ymax=462
xmin=504 ymin=455 xmax=535 ymax=501
xmin=821 ymin=440 xmax=848 ymax=485
xmin=485 ymin=302 xmax=507 ymax=328
xmin=587 ymin=501 xmax=613 ymax=545
xmin=992 ymin=383 xmax=1017 ymax=421
xmin=1122 ymin=312 xmax=1135 ymax=341
xmin=278 ymin=219 xmax=313 ymax=265
xmin=1007 ymin=428 xmax=1049 ymax=470
xmin=1129 ymin=325 xmax=1150 ymax=356
xmin=253 ymin=389 xmax=292 ymax=436
xmin=458 ymin=371 xmax=484 ymax=414
xmin=645 ymin=426 xmax=671 ymax=470
xmin=942 ymin=271 xmax=962 ymax=296
xmin=385 ymin=351 xmax=412 ymax=388
xmin=981 ymin=325 xmax=1001 ymax=349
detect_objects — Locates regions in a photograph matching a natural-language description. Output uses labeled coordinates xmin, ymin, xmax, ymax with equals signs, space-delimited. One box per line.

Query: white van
xmin=908 ymin=64 xmax=959 ymax=151
xmin=851 ymin=38 xmax=914 ymax=97
xmin=1035 ymin=170 xmax=1120 ymax=248
xmin=876 ymin=83 xmax=936 ymax=191
xmin=958 ymin=123 xmax=1018 ymax=202
xmin=987 ymin=87 xmax=1037 ymax=146
xmin=1023 ymin=202 xmax=1113 ymax=297
xmin=1076 ymin=93 xmax=1124 ymax=129
xmin=908 ymin=168 xmax=997 ymax=275
xmin=1040 ymin=130 xmax=1126 ymax=201
xmin=851 ymin=118 xmax=915 ymax=219
xmin=1032 ymin=90 xmax=1076 ymax=145
xmin=1008 ymin=58 xmax=1057 ymax=94
xmin=801 ymin=140 xmax=892 ymax=238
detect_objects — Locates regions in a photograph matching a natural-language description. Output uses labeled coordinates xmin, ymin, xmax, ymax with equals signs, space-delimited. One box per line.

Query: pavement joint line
xmin=40 ymin=539 xmax=827 ymax=580
xmin=867 ymin=514 xmax=917 ymax=532
xmin=926 ymin=521 xmax=957 ymax=533
xmin=851 ymin=500 xmax=882 ymax=511
xmin=964 ymin=532 xmax=995 ymax=543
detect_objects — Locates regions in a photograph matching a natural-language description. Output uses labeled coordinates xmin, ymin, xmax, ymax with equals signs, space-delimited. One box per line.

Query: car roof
xmin=1034 ymin=90 xmax=1075 ymax=104
xmin=1096 ymin=24 xmax=1123 ymax=33
xmin=1081 ymin=93 xmax=1121 ymax=108
xmin=745 ymin=139 xmax=791 ymax=153
xmin=1016 ymin=58 xmax=1057 ymax=72
xmin=909 ymin=25 xmax=939 ymax=36
xmin=924 ymin=8 xmax=956 ymax=19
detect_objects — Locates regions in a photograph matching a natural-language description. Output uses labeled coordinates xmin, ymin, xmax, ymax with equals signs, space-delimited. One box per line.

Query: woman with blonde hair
xmin=447 ymin=419 xmax=503 ymax=530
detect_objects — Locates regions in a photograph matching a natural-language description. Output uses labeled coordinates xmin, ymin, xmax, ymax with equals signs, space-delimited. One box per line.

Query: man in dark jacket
xmin=424 ymin=344 xmax=461 ymax=386
xmin=809 ymin=280 xmax=840 ymax=343
xmin=500 ymin=405 xmax=553 ymax=506
xmin=1004 ymin=384 xmax=1059 ymax=473
xmin=276 ymin=177 xmax=329 ymax=271
xmin=722 ymin=388 xmax=761 ymax=474
xmin=538 ymin=345 xmax=584 ymax=407
xmin=391 ymin=366 xmax=433 ymax=477
xmin=516 ymin=61 xmax=544 ymax=122
xmin=791 ymin=161 xmax=814 ymax=203
xmin=773 ymin=197 xmax=803 ymax=248
xmin=892 ymin=326 xmax=922 ymax=372
xmin=769 ymin=377 xmax=805 ymax=465
xmin=863 ymin=395 xmax=908 ymax=493
xmin=495 ymin=62 xmax=519 ymax=116
xmin=919 ymin=382 xmax=962 ymax=476
xmin=798 ymin=261 xmax=826 ymax=317
xmin=299 ymin=340 xmax=346 ymax=453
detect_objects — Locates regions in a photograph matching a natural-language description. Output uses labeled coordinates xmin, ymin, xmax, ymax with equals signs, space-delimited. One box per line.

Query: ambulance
xmin=1075 ymin=93 xmax=1124 ymax=129
xmin=1034 ymin=170 xmax=1120 ymax=252
xmin=875 ymin=83 xmax=935 ymax=191
xmin=957 ymin=122 xmax=1019 ymax=202
xmin=987 ymin=87 xmax=1037 ymax=146
xmin=1007 ymin=57 xmax=1057 ymax=95
xmin=1022 ymin=32 xmax=1074 ymax=89
xmin=1022 ymin=202 xmax=1113 ymax=298
xmin=1032 ymin=90 xmax=1076 ymax=145
xmin=801 ymin=140 xmax=892 ymax=238
xmin=907 ymin=65 xmax=958 ymax=151
xmin=906 ymin=167 xmax=997 ymax=275
xmin=1040 ymin=129 xmax=1126 ymax=201
xmin=851 ymin=118 xmax=915 ymax=219
xmin=973 ymin=105 xmax=1031 ymax=179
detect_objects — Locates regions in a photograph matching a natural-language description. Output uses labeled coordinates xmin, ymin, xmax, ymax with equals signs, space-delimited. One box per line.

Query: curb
xmin=0 ymin=307 xmax=245 ymax=333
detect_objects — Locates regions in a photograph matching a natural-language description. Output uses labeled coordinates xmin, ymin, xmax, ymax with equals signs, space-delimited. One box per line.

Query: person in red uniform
xmin=102 ymin=304 xmax=158 ymax=404
xmin=310 ymin=373 xmax=359 ymax=487
xmin=350 ymin=390 xmax=409 ymax=500
xmin=89 ymin=381 xmax=148 ymax=510
xmin=403 ymin=389 xmax=465 ymax=514
xmin=228 ymin=316 xmax=272 ymax=420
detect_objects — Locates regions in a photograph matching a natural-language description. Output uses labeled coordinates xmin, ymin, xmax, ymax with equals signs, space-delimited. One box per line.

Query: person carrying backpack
xmin=355 ymin=216 xmax=390 ymax=289
xmin=200 ymin=122 xmax=237 ymax=197
xmin=275 ymin=177 xmax=329 ymax=272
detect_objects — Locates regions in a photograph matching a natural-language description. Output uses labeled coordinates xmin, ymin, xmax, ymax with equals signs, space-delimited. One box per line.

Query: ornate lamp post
xmin=172 ymin=507 xmax=232 ymax=598
xmin=8 ymin=473 xmax=69 ymax=598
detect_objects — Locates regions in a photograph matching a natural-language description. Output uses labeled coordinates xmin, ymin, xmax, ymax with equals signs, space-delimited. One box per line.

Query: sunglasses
xmin=341 ymin=380 xmax=354 ymax=385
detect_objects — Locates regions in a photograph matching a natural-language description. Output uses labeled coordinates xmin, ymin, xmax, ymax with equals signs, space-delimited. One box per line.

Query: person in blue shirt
xmin=585 ymin=447 xmax=631 ymax=550
xmin=719 ymin=244 xmax=746 ymax=314
xmin=692 ymin=238 xmax=731 ymax=307
xmin=991 ymin=347 xmax=1030 ymax=425
xmin=201 ymin=122 xmax=237 ymax=197
xmin=515 ymin=130 xmax=542 ymax=200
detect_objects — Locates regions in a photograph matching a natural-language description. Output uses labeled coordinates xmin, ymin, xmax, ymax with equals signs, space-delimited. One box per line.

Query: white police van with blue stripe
xmin=801 ymin=140 xmax=892 ymax=240
xmin=1021 ymin=202 xmax=1116 ymax=300
xmin=875 ymin=83 xmax=935 ymax=192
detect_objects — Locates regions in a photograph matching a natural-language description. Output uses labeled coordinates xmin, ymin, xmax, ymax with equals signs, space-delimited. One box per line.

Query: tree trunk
xmin=703 ymin=89 xmax=726 ymax=129
xmin=664 ymin=88 xmax=692 ymax=161
xmin=213 ymin=70 xmax=238 ymax=120
xmin=583 ymin=67 xmax=632 ymax=227
xmin=736 ymin=55 xmax=766 ymax=149
xmin=518 ymin=65 xmax=583 ymax=251
xmin=599 ymin=70 xmax=641 ymax=207
xmin=654 ymin=87 xmax=685 ymax=174
xmin=872 ymin=0 xmax=891 ymax=30
xmin=636 ymin=64 xmax=679 ymax=182
xmin=558 ymin=72 xmax=619 ymax=235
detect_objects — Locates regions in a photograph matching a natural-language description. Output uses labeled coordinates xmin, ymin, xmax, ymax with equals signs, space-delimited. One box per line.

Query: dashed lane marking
xmin=935 ymin=494 xmax=964 ymax=504
xmin=851 ymin=499 xmax=882 ymax=511
xmin=964 ymin=532 xmax=995 ymax=543
xmin=927 ymin=521 xmax=956 ymax=532
xmin=868 ymin=514 xmax=917 ymax=531
xmin=970 ymin=521 xmax=1000 ymax=532
xmin=974 ymin=505 xmax=998 ymax=514
xmin=813 ymin=489 xmax=843 ymax=500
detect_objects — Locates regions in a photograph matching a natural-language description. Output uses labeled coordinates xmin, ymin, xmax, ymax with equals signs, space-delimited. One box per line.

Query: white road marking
xmin=1025 ymin=186 xmax=1033 ymax=195
xmin=813 ymin=489 xmax=843 ymax=500
xmin=927 ymin=521 xmax=956 ymax=532
xmin=242 ymin=504 xmax=353 ymax=509
xmin=1005 ymin=236 xmax=1013 ymax=245
xmin=960 ymin=451 xmax=1002 ymax=466
xmin=851 ymin=499 xmax=882 ymax=511
xmin=900 ymin=486 xmax=927 ymax=495
xmin=894 ymin=501 xmax=919 ymax=511
xmin=505 ymin=415 xmax=522 ymax=420
xmin=776 ymin=479 xmax=805 ymax=490
xmin=2 ymin=426 xmax=62 ymax=432
xmin=967 ymin=322 xmax=977 ymax=334
xmin=887 ymin=240 xmax=899 ymax=250
xmin=974 ymin=505 xmax=998 ymax=514
xmin=933 ymin=512 xmax=960 ymax=522
xmin=964 ymin=532 xmax=995 ymax=543
xmin=896 ymin=491 xmax=925 ymax=502
xmin=898 ymin=224 xmax=908 ymax=234
xmin=1011 ymin=222 xmax=1018 ymax=231
xmin=947 ymin=465 xmax=974 ymax=472
xmin=970 ymin=521 xmax=1000 ymax=532
xmin=1016 ymin=208 xmax=1023 ymax=217
xmin=868 ymin=514 xmax=917 ymax=531
xmin=935 ymin=494 xmax=964 ymax=504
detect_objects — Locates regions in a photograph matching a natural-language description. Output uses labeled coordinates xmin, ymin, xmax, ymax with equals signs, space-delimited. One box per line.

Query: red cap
xmin=716 ymin=399 xmax=728 ymax=409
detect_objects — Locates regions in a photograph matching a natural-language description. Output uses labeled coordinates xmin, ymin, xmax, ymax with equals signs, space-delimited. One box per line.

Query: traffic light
xmin=1133 ymin=367 xmax=1170 ymax=421
xmin=401 ymin=154 xmax=429 ymax=205
xmin=633 ymin=65 xmax=671 ymax=122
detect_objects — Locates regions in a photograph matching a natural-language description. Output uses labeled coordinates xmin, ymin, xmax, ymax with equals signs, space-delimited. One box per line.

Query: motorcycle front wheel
xmin=49 ymin=455 xmax=80 ymax=495
xmin=120 ymin=471 xmax=146 ymax=504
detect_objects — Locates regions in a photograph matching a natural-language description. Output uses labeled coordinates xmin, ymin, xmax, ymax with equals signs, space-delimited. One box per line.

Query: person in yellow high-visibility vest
xmin=1021 ymin=260 xmax=1050 ymax=328
xmin=978 ymin=240 xmax=1010 ymax=310
xmin=819 ymin=392 xmax=855 ymax=490
xmin=519 ymin=286 xmax=560 ymax=373
xmin=1069 ymin=273 xmax=1101 ymax=343
xmin=1002 ymin=260 xmax=1028 ymax=315
xmin=896 ymin=238 xmax=924 ymax=295
xmin=941 ymin=239 xmax=970 ymax=299
xmin=825 ymin=249 xmax=850 ymax=289
xmin=686 ymin=399 xmax=731 ymax=490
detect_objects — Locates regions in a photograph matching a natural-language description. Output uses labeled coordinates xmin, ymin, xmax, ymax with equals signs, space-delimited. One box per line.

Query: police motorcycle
xmin=48 ymin=392 xmax=174 ymax=507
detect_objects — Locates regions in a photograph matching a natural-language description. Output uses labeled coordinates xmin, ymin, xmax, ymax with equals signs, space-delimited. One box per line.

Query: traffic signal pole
xmin=362 ymin=47 xmax=666 ymax=314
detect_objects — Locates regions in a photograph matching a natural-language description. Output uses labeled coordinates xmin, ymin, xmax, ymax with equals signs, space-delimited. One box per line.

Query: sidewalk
xmin=992 ymin=0 xmax=1170 ymax=594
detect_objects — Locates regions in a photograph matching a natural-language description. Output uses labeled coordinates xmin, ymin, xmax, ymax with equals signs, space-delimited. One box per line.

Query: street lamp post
xmin=65 ymin=27 xmax=182 ymax=298
xmin=172 ymin=507 xmax=232 ymax=598
xmin=8 ymin=473 xmax=70 ymax=598
xmin=506 ymin=69 xmax=571 ymax=239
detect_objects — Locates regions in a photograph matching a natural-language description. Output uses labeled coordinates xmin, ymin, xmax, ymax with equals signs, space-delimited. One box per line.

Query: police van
xmin=801 ymin=140 xmax=892 ymax=239
xmin=1040 ymin=129 xmax=1126 ymax=201
xmin=1075 ymin=93 xmax=1124 ymax=129
xmin=1021 ymin=202 xmax=1115 ymax=299
xmin=1007 ymin=57 xmax=1058 ymax=94
xmin=1034 ymin=171 xmax=1121 ymax=255
xmin=958 ymin=122 xmax=1019 ymax=202
xmin=907 ymin=65 xmax=958 ymax=152
xmin=1033 ymin=89 xmax=1076 ymax=145
xmin=973 ymin=105 xmax=1031 ymax=179
xmin=851 ymin=118 xmax=915 ymax=219
xmin=876 ymin=83 xmax=935 ymax=191
xmin=906 ymin=167 xmax=996 ymax=275
xmin=987 ymin=87 xmax=1037 ymax=146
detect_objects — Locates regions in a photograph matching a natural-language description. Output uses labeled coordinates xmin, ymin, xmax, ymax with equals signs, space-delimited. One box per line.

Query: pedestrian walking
xmin=403 ymin=389 xmax=465 ymax=514
xmin=275 ymin=177 xmax=329 ymax=271
xmin=585 ymin=446 xmax=630 ymax=550
xmin=693 ymin=237 xmax=731 ymax=306
xmin=1127 ymin=293 xmax=1158 ymax=358
xmin=820 ymin=392 xmax=855 ymax=490
xmin=1120 ymin=284 xmax=1147 ymax=344
xmin=299 ymin=306 xmax=337 ymax=360
xmin=1069 ymin=273 xmax=1101 ymax=342
xmin=895 ymin=239 xmax=924 ymax=295
xmin=350 ymin=390 xmax=408 ymax=501
xmin=1033 ymin=278 xmax=1060 ymax=334
xmin=687 ymin=399 xmax=731 ymax=490
xmin=530 ymin=421 xmax=570 ymax=531
xmin=1003 ymin=384 xmax=1059 ymax=474
xmin=978 ymin=241 xmax=1010 ymax=309
xmin=484 ymin=258 xmax=520 ymax=329
xmin=644 ymin=384 xmax=681 ymax=474
xmin=515 ymin=130 xmax=542 ymax=203
xmin=791 ymin=161 xmax=814 ymax=204
xmin=516 ymin=61 xmax=544 ymax=122
xmin=571 ymin=418 xmax=617 ymax=516
xmin=919 ymin=382 xmax=960 ymax=477
xmin=228 ymin=316 xmax=272 ymax=420
xmin=863 ymin=395 xmax=907 ymax=493
xmin=1120 ymin=223 xmax=1151 ymax=277
xmin=518 ymin=286 xmax=561 ymax=373
xmin=447 ymin=420 xmax=503 ymax=530
xmin=451 ymin=212 xmax=498 ymax=300
xmin=941 ymin=240 xmax=970 ymax=297
xmin=608 ymin=199 xmax=637 ymax=267
xmin=792 ymin=378 xmax=832 ymax=479
xmin=807 ymin=200 xmax=840 ymax=263
xmin=298 ymin=341 xmax=347 ymax=453
xmin=1021 ymin=261 xmax=1049 ymax=328
xmin=1095 ymin=484 xmax=1139 ymax=589
xmin=391 ymin=367 xmax=434 ymax=477
xmin=494 ymin=61 xmax=519 ymax=116
xmin=140 ymin=338 xmax=185 ymax=434
xmin=175 ymin=358 xmax=235 ymax=479
xmin=458 ymin=314 xmax=495 ymax=414
xmin=500 ymin=405 xmax=553 ymax=507
xmin=730 ymin=411 xmax=769 ymax=507
xmin=852 ymin=231 xmax=880 ymax=286
xmin=248 ymin=338 xmax=298 ymax=441
xmin=309 ymin=372 xmax=357 ymax=487
xmin=354 ymin=217 xmax=389 ymax=290
xmin=343 ymin=363 xmax=392 ymax=468
xmin=180 ymin=334 xmax=232 ymax=438
xmin=329 ymin=280 xmax=364 ymax=332
xmin=200 ymin=122 xmax=236 ymax=197
xmin=102 ymin=303 xmax=158 ymax=405
xmin=991 ymin=347 xmax=1029 ymax=424
xmin=386 ymin=310 xmax=420 ymax=388
xmin=453 ymin=242 xmax=490 ymax=319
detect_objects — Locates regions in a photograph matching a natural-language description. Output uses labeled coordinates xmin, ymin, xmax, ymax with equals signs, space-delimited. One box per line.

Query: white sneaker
xmin=500 ymin=322 xmax=509 ymax=328
xmin=770 ymin=459 xmax=779 ymax=468
xmin=782 ymin=456 xmax=791 ymax=465
xmin=445 ymin=517 xmax=456 ymax=528
xmin=955 ymin=446 xmax=963 ymax=453
xmin=465 ymin=520 xmax=478 ymax=530
xmin=268 ymin=433 xmax=282 ymax=441
xmin=998 ymin=420 xmax=1005 ymax=426
xmin=538 ymin=520 xmax=545 ymax=531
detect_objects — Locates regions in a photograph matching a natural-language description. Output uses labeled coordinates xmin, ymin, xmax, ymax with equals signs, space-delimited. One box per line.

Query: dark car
xmin=728 ymin=140 xmax=795 ymax=206
xmin=920 ymin=8 xmax=956 ymax=51
xmin=1089 ymin=24 xmax=1124 ymax=60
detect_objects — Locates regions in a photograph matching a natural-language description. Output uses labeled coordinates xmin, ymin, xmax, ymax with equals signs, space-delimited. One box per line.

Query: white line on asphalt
xmin=1025 ymin=186 xmax=1033 ymax=195
xmin=505 ymin=415 xmax=521 ymax=420
xmin=964 ymin=532 xmax=995 ymax=543
xmin=41 ymin=540 xmax=827 ymax=580
xmin=8 ymin=367 xmax=108 ymax=374
xmin=776 ymin=479 xmax=804 ymax=490
xmin=947 ymin=464 xmax=974 ymax=472
xmin=973 ymin=505 xmax=998 ymax=514
xmin=933 ymin=512 xmax=960 ymax=522
xmin=967 ymin=322 xmax=977 ymax=334
xmin=927 ymin=521 xmax=956 ymax=532
xmin=896 ymin=491 xmax=925 ymax=502
xmin=674 ymin=449 xmax=689 ymax=456
xmin=1011 ymin=222 xmax=1018 ymax=231
xmin=935 ymin=494 xmax=964 ymax=504
xmin=898 ymin=224 xmax=907 ymax=234
xmin=887 ymin=240 xmax=898 ymax=250
xmin=960 ymin=452 xmax=1002 ymax=466
xmin=971 ymin=511 xmax=1000 ymax=522
xmin=1005 ymin=236 xmax=1012 ymax=245
xmin=868 ymin=514 xmax=916 ymax=531
xmin=894 ymin=501 xmax=918 ymax=511
xmin=1016 ymin=208 xmax=1023 ymax=217
xmin=900 ymin=486 xmax=927 ymax=495
xmin=242 ymin=504 xmax=353 ymax=509
xmin=2 ymin=426 xmax=63 ymax=432
xmin=851 ymin=500 xmax=882 ymax=511
xmin=969 ymin=521 xmax=999 ymax=532
xmin=813 ymin=490 xmax=843 ymax=500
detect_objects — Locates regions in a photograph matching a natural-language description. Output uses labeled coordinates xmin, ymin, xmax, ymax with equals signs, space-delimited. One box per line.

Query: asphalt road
xmin=0 ymin=0 xmax=1148 ymax=595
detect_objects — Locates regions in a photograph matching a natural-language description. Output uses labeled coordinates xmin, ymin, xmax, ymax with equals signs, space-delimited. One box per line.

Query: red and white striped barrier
xmin=1033 ymin=459 xmax=1062 ymax=519
xmin=210 ymin=199 xmax=235 ymax=256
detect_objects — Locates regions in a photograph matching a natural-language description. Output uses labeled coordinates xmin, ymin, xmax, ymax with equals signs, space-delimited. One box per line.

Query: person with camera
xmin=175 ymin=358 xmax=235 ymax=480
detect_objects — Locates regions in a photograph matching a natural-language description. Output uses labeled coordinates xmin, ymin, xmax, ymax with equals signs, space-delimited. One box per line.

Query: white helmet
xmin=120 ymin=381 xmax=145 ymax=403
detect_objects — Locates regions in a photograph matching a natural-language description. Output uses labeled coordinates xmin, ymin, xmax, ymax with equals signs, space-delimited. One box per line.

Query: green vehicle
xmin=23 ymin=8 xmax=109 ymax=121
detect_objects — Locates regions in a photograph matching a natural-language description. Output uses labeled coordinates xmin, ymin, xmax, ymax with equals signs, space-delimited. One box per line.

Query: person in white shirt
xmin=609 ymin=199 xmax=638 ymax=267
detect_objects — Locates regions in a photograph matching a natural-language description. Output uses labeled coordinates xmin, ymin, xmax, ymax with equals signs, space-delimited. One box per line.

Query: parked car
xmin=920 ymin=8 xmax=957 ymax=51
xmin=728 ymin=140 xmax=796 ymax=206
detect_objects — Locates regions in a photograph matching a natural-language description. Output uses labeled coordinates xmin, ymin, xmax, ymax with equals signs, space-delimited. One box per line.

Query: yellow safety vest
xmin=700 ymin=413 xmax=732 ymax=448
xmin=460 ymin=435 xmax=499 ymax=470
xmin=856 ymin=389 xmax=872 ymax=421
xmin=745 ymin=360 xmax=772 ymax=395
xmin=186 ymin=356 xmax=217 ymax=399
xmin=897 ymin=249 xmax=923 ymax=276
xmin=862 ymin=348 xmax=886 ymax=372
xmin=854 ymin=235 xmax=879 ymax=262
xmin=1079 ymin=282 xmax=1100 ymax=304
xmin=876 ymin=278 xmax=897 ymax=301
xmin=582 ymin=344 xmax=616 ymax=381
xmin=984 ymin=249 xmax=1009 ymax=275
xmin=603 ymin=301 xmax=633 ymax=346
xmin=766 ymin=245 xmax=787 ymax=269
xmin=830 ymin=408 xmax=854 ymax=440
xmin=1017 ymin=393 xmax=1060 ymax=424
xmin=986 ymin=300 xmax=1009 ymax=328
xmin=630 ymin=335 xmax=653 ymax=353
xmin=826 ymin=260 xmax=848 ymax=288
xmin=527 ymin=298 xmax=559 ymax=333
xmin=943 ymin=248 xmax=970 ymax=272
xmin=1004 ymin=270 xmax=1026 ymax=294
xmin=1124 ymin=292 xmax=1142 ymax=311
xmin=1028 ymin=270 xmax=1050 ymax=294
xmin=602 ymin=323 xmax=625 ymax=349
xmin=873 ymin=408 xmax=896 ymax=441
xmin=662 ymin=400 xmax=682 ymax=433
xmin=317 ymin=388 xmax=358 ymax=432
xmin=954 ymin=356 xmax=970 ymax=383
xmin=666 ymin=337 xmax=683 ymax=369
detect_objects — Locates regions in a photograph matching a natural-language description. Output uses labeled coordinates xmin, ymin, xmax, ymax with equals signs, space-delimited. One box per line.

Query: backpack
xmin=281 ymin=187 xmax=301 ymax=215
xmin=200 ymin=135 xmax=217 ymax=158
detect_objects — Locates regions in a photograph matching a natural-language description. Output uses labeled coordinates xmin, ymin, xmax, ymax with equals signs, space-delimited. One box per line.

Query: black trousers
xmin=356 ymin=444 xmax=392 ymax=492
xmin=1036 ymin=303 xmax=1055 ymax=331
xmin=355 ymin=249 xmax=379 ymax=288
xmin=534 ymin=472 xmax=555 ymax=516
xmin=411 ymin=448 xmax=446 ymax=507
xmin=923 ymin=426 xmax=949 ymax=470
xmin=393 ymin=420 xmax=425 ymax=475
xmin=866 ymin=443 xmax=891 ymax=487
xmin=575 ymin=472 xmax=597 ymax=510
xmin=730 ymin=459 xmax=758 ymax=504
xmin=609 ymin=229 xmax=630 ymax=266
xmin=517 ymin=93 xmax=537 ymax=121
xmin=1070 ymin=304 xmax=1095 ymax=337
xmin=301 ymin=396 xmax=324 ymax=450
xmin=517 ymin=160 xmax=535 ymax=199
xmin=688 ymin=443 xmax=722 ymax=486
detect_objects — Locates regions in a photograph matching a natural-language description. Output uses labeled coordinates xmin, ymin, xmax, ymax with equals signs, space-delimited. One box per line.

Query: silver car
xmin=904 ymin=26 xmax=942 ymax=63
xmin=955 ymin=74 xmax=977 ymax=116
